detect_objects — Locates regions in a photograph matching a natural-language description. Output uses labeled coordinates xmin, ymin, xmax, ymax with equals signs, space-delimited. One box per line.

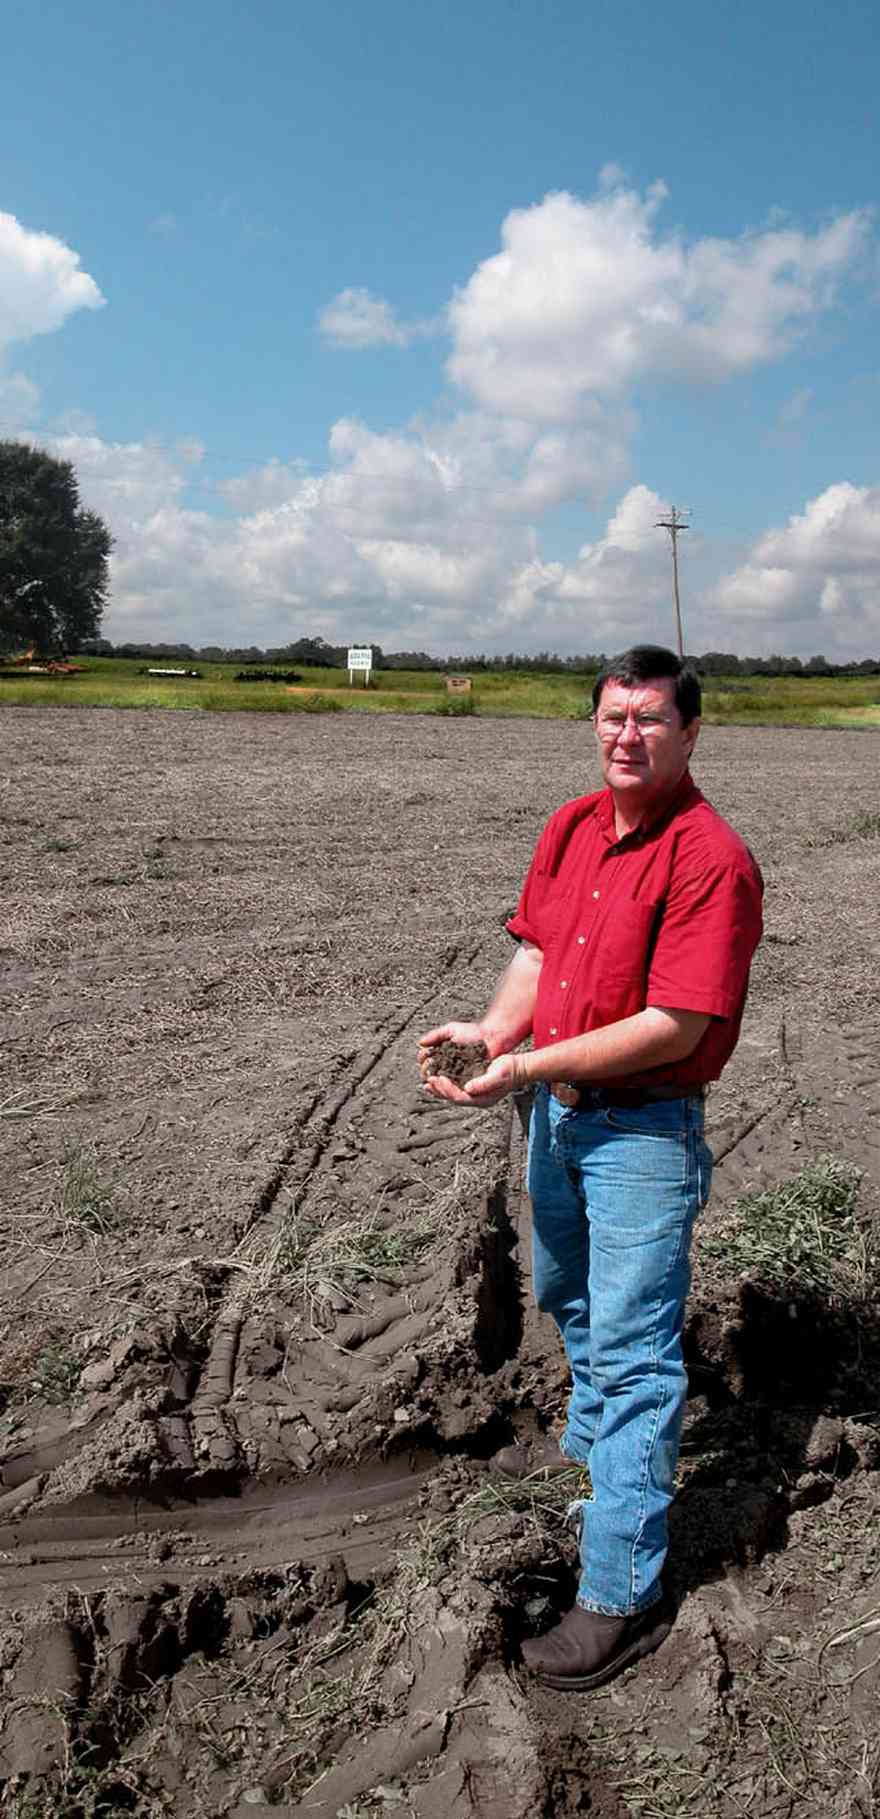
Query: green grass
xmin=31 ymin=1344 xmax=82 ymax=1404
xmin=702 ymin=676 xmax=880 ymax=726
xmin=263 ymin=1202 xmax=438 ymax=1318
xmin=816 ymin=703 xmax=880 ymax=728
xmin=58 ymin=1144 xmax=119 ymax=1235
xmin=702 ymin=1157 xmax=871 ymax=1307
xmin=1 ymin=654 xmax=879 ymax=724
xmin=321 ymin=1220 xmax=436 ymax=1285
xmin=0 ymin=668 xmax=345 ymax=714
xmin=806 ymin=809 xmax=880 ymax=849
xmin=435 ymin=691 xmax=476 ymax=716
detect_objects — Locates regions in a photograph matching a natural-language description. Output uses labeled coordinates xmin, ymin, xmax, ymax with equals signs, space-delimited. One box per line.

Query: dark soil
xmin=1 ymin=706 xmax=880 ymax=1817
xmin=424 ymin=1039 xmax=490 ymax=1086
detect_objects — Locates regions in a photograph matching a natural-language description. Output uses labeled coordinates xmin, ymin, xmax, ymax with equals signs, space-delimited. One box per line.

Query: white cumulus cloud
xmin=0 ymin=211 xmax=104 ymax=354
xmin=50 ymin=418 xmax=536 ymax=648
xmin=491 ymin=485 xmax=674 ymax=640
xmin=706 ymin=483 xmax=880 ymax=652
xmin=48 ymin=432 xmax=193 ymax=520
xmin=31 ymin=418 xmax=880 ymax=661
xmin=318 ymin=286 xmax=437 ymax=349
xmin=8 ymin=187 xmax=878 ymax=662
xmin=446 ymin=182 xmax=869 ymax=421
xmin=0 ymin=370 xmax=40 ymax=428
xmin=220 ymin=456 xmax=310 ymax=512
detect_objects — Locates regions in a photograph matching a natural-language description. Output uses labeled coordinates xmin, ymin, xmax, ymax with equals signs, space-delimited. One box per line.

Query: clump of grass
xmin=197 ymin=683 xmax=345 ymax=714
xmin=58 ymin=1144 xmax=119 ymax=1235
xmin=704 ymin=1157 xmax=870 ymax=1306
xmin=456 ymin=1465 xmax=589 ymax=1531
xmin=265 ymin=1203 xmax=319 ymax=1278
xmin=305 ymin=1211 xmax=437 ymax=1319
xmin=435 ymin=692 xmax=476 ymax=716
xmin=257 ymin=1202 xmax=435 ymax=1312
xmin=320 ymin=1219 xmax=435 ymax=1287
xmin=31 ymin=1344 xmax=82 ymax=1403
xmin=288 ymin=691 xmax=344 ymax=714
xmin=806 ymin=810 xmax=880 ymax=849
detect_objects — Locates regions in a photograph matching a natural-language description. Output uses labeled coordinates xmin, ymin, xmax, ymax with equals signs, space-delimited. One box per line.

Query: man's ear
xmin=683 ymin=717 xmax=701 ymax=757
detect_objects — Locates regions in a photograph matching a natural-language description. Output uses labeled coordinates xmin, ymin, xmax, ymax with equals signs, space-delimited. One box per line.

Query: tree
xmin=0 ymin=441 xmax=112 ymax=653
xmin=277 ymin=635 xmax=346 ymax=668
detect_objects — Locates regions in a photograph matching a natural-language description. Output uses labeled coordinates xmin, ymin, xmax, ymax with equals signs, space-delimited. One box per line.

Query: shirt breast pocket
xmin=541 ymin=871 xmax=581 ymax=951
xmin=593 ymin=897 xmax=662 ymax=1006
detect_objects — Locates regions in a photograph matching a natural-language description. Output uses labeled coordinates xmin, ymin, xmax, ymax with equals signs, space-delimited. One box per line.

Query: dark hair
xmin=591 ymin=644 xmax=702 ymax=725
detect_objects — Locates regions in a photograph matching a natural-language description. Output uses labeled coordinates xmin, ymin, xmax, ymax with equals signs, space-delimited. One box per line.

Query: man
xmin=418 ymin=645 xmax=762 ymax=1692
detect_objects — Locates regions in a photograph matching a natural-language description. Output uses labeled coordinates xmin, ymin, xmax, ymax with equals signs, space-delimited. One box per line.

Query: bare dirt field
xmin=2 ymin=704 xmax=880 ymax=1819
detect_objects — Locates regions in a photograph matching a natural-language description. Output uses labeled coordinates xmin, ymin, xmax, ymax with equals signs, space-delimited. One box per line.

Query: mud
xmin=2 ymin=706 xmax=880 ymax=1815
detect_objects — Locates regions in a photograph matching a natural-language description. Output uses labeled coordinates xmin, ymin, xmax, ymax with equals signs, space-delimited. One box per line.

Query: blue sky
xmin=2 ymin=0 xmax=879 ymax=656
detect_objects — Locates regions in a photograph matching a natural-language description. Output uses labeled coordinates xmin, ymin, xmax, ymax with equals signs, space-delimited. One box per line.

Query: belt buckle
xmin=551 ymin=1080 xmax=581 ymax=1108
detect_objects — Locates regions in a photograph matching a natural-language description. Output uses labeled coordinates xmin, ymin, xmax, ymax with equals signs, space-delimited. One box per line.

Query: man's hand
xmin=418 ymin=945 xmax=541 ymax=1105
xmin=459 ymin=1053 xmax=525 ymax=1105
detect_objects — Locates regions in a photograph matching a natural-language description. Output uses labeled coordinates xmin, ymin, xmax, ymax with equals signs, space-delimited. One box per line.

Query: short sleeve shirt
xmin=505 ymin=774 xmax=763 ymax=1090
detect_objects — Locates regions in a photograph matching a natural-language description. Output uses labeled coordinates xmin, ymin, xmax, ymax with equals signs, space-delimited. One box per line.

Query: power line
xmin=656 ymin=506 xmax=690 ymax=657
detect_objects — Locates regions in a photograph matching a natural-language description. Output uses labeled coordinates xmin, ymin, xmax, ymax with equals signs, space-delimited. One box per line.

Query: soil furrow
xmin=0 ymin=1458 xmax=433 ymax=1611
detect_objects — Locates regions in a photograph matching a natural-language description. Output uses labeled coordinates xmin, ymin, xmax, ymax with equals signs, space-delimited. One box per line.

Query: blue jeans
xmin=527 ymin=1085 xmax=713 ymax=1616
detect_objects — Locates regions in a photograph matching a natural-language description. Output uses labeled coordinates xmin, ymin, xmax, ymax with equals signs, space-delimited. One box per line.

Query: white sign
xmin=347 ymin=645 xmax=373 ymax=684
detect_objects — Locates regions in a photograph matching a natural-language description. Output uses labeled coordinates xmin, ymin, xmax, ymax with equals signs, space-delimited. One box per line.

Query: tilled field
xmin=2 ymin=705 xmax=880 ymax=1818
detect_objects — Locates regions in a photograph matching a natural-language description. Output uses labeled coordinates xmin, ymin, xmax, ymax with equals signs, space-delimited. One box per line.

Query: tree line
xmin=84 ymin=637 xmax=880 ymax=678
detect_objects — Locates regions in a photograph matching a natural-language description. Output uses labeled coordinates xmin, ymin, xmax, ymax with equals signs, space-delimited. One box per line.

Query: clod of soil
xmin=425 ymin=1038 xmax=490 ymax=1086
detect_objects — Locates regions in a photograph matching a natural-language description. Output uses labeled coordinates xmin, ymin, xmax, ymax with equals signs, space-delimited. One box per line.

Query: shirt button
xmin=592 ymin=890 xmax=600 ymax=899
xmin=549 ymin=1026 xmax=558 ymax=1036
xmin=578 ymin=935 xmax=585 ymax=945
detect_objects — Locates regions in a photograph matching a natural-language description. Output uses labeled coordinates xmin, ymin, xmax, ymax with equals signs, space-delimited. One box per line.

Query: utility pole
xmin=656 ymin=507 xmax=689 ymax=657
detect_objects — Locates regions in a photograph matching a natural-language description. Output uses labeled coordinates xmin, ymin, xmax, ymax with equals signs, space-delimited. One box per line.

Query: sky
xmin=1 ymin=0 xmax=879 ymax=659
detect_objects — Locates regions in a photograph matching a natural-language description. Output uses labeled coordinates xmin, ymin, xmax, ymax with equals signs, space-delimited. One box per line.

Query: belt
xmin=549 ymin=1081 xmax=704 ymax=1110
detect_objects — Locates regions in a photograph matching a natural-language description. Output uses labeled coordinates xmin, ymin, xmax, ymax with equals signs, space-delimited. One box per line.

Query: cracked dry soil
xmin=2 ymin=705 xmax=880 ymax=1818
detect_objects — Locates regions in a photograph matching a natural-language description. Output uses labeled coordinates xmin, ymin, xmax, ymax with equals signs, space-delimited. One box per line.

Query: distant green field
xmin=701 ymin=676 xmax=880 ymax=727
xmin=1 ymin=656 xmax=879 ymax=726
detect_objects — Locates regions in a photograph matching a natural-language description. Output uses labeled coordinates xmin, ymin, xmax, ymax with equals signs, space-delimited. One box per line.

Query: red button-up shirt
xmin=506 ymin=773 xmax=763 ymax=1090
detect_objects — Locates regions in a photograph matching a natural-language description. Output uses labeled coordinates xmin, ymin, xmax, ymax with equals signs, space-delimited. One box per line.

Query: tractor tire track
xmin=6 ymin=935 xmax=515 ymax=1507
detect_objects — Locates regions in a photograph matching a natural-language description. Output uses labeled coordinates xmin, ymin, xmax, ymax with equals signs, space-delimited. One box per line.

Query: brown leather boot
xmin=490 ymin=1433 xmax=582 ymax=1480
xmin=521 ymin=1599 xmax=671 ymax=1690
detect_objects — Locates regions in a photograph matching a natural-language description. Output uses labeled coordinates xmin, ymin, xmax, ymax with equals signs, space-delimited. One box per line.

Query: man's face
xmin=594 ymin=675 xmax=699 ymax=808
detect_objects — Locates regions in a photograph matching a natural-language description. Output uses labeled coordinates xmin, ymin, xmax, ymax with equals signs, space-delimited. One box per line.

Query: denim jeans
xmin=527 ymin=1084 xmax=713 ymax=1616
